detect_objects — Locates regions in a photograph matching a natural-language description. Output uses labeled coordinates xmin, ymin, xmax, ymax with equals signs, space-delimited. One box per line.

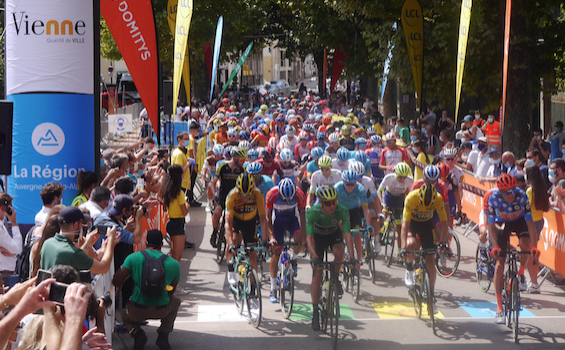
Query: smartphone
xmin=79 ymin=270 xmax=92 ymax=284
xmin=97 ymin=226 xmax=108 ymax=235
xmin=48 ymin=282 xmax=69 ymax=305
xmin=36 ymin=269 xmax=53 ymax=286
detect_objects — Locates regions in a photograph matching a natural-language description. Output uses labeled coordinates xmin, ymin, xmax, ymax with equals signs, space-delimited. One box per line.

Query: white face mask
xmin=491 ymin=158 xmax=502 ymax=165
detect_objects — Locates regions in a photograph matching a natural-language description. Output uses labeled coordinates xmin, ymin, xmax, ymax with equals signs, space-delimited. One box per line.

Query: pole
xmin=354 ymin=29 xmax=357 ymax=96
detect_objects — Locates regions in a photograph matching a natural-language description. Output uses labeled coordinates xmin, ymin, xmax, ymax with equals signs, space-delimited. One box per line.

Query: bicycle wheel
xmin=320 ymin=285 xmax=328 ymax=332
xmin=511 ymin=276 xmax=520 ymax=343
xmin=352 ymin=268 xmax=360 ymax=303
xmin=412 ymin=272 xmax=423 ymax=318
xmin=504 ymin=272 xmax=512 ymax=327
xmin=234 ymin=276 xmax=244 ymax=314
xmin=280 ymin=264 xmax=294 ymax=319
xmin=329 ymin=283 xmax=340 ymax=349
xmin=339 ymin=265 xmax=350 ymax=293
xmin=245 ymin=268 xmax=262 ymax=328
xmin=383 ymin=220 xmax=396 ymax=267
xmin=475 ymin=244 xmax=492 ymax=292
xmin=216 ymin=227 xmax=226 ymax=264
xmin=435 ymin=228 xmax=461 ymax=277
xmin=423 ymin=271 xmax=435 ymax=334
xmin=368 ymin=235 xmax=377 ymax=282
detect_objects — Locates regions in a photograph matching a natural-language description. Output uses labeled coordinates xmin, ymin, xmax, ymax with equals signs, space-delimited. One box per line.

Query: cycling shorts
xmin=384 ymin=206 xmax=403 ymax=225
xmin=349 ymin=207 xmax=364 ymax=231
xmin=273 ymin=215 xmax=300 ymax=244
xmin=407 ymin=219 xmax=436 ymax=252
xmin=233 ymin=215 xmax=259 ymax=245
xmin=313 ymin=229 xmax=344 ymax=261
xmin=495 ymin=216 xmax=529 ymax=258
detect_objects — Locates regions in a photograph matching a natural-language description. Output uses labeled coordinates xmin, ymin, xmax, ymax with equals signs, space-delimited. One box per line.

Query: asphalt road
xmin=114 ymin=207 xmax=565 ymax=350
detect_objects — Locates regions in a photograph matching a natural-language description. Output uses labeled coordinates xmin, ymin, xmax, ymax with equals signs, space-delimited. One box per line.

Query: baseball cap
xmin=463 ymin=115 xmax=473 ymax=122
xmin=478 ymin=136 xmax=488 ymax=143
xmin=59 ymin=206 xmax=90 ymax=224
xmin=146 ymin=229 xmax=164 ymax=248
xmin=108 ymin=194 xmax=134 ymax=216
xmin=489 ymin=146 xmax=501 ymax=154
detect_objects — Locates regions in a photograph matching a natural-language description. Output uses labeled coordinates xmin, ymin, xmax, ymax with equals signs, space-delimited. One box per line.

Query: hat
xmin=478 ymin=136 xmax=488 ymax=143
xmin=108 ymin=194 xmax=134 ymax=216
xmin=59 ymin=206 xmax=90 ymax=224
xmin=463 ymin=115 xmax=473 ymax=122
xmin=146 ymin=229 xmax=164 ymax=248
xmin=489 ymin=146 xmax=501 ymax=154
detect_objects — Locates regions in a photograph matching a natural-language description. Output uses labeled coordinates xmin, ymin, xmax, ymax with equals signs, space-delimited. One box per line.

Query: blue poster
xmin=7 ymin=94 xmax=95 ymax=224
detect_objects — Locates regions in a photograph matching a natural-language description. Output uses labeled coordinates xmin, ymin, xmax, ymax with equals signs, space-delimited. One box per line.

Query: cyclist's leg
xmin=241 ymin=218 xmax=260 ymax=275
xmin=494 ymin=225 xmax=509 ymax=312
xmin=212 ymin=197 xmax=223 ymax=230
xmin=310 ymin=235 xmax=328 ymax=305
xmin=331 ymin=231 xmax=345 ymax=274
xmin=349 ymin=207 xmax=364 ymax=269
xmin=418 ymin=219 xmax=437 ymax=288
xmin=269 ymin=216 xmax=285 ymax=291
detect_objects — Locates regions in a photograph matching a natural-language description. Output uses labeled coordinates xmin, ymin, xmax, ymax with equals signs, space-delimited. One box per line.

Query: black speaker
xmin=162 ymin=80 xmax=173 ymax=116
xmin=0 ymin=101 xmax=13 ymax=176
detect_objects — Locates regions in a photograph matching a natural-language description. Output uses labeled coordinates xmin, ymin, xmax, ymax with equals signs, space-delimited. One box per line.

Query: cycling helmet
xmin=316 ymin=185 xmax=338 ymax=201
xmin=318 ymin=155 xmax=332 ymax=168
xmin=239 ymin=130 xmax=250 ymax=141
xmin=227 ymin=128 xmax=237 ymax=136
xmin=246 ymin=161 xmax=263 ymax=175
xmin=227 ymin=120 xmax=237 ymax=128
xmin=385 ymin=132 xmax=395 ymax=142
xmin=328 ymin=132 xmax=340 ymax=143
xmin=238 ymin=140 xmax=251 ymax=151
xmin=423 ymin=165 xmax=440 ymax=182
xmin=247 ymin=148 xmax=259 ymax=160
xmin=322 ymin=116 xmax=332 ymax=125
xmin=299 ymin=132 xmax=309 ymax=140
xmin=354 ymin=150 xmax=368 ymax=164
xmin=268 ymin=137 xmax=277 ymax=149
xmin=278 ymin=178 xmax=296 ymax=201
xmin=315 ymin=114 xmax=324 ymax=123
xmin=280 ymin=148 xmax=293 ymax=162
xmin=418 ymin=183 xmax=438 ymax=207
xmin=230 ymin=146 xmax=247 ymax=159
xmin=344 ymin=117 xmax=352 ymax=125
xmin=355 ymin=137 xmax=368 ymax=147
xmin=275 ymin=116 xmax=285 ymax=123
xmin=367 ymin=126 xmax=376 ymax=136
xmin=349 ymin=161 xmax=366 ymax=178
xmin=370 ymin=135 xmax=381 ymax=145
xmin=317 ymin=132 xmax=326 ymax=141
xmin=224 ymin=146 xmax=233 ymax=159
xmin=286 ymin=126 xmax=296 ymax=137
xmin=444 ymin=147 xmax=457 ymax=157
xmin=262 ymin=146 xmax=275 ymax=161
xmin=337 ymin=147 xmax=350 ymax=162
xmin=303 ymin=124 xmax=313 ymax=132
xmin=262 ymin=125 xmax=270 ymax=136
xmin=236 ymin=173 xmax=255 ymax=196
xmin=436 ymin=162 xmax=450 ymax=179
xmin=311 ymin=147 xmax=324 ymax=160
xmin=395 ymin=162 xmax=412 ymax=177
xmin=341 ymin=169 xmax=358 ymax=183
xmin=341 ymin=125 xmax=352 ymax=136
xmin=212 ymin=144 xmax=224 ymax=157
xmin=260 ymin=104 xmax=268 ymax=111
xmin=497 ymin=174 xmax=516 ymax=191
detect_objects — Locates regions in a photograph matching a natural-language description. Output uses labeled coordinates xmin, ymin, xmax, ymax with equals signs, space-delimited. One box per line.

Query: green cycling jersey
xmin=306 ymin=203 xmax=351 ymax=236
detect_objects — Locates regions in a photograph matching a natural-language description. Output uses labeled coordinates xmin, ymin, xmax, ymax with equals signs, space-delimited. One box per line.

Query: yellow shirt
xmin=414 ymin=153 xmax=435 ymax=181
xmin=403 ymin=189 xmax=447 ymax=222
xmin=167 ymin=191 xmax=187 ymax=219
xmin=209 ymin=130 xmax=218 ymax=145
xmin=225 ymin=188 xmax=266 ymax=221
xmin=527 ymin=187 xmax=543 ymax=222
xmin=373 ymin=123 xmax=383 ymax=136
xmin=172 ymin=147 xmax=190 ymax=189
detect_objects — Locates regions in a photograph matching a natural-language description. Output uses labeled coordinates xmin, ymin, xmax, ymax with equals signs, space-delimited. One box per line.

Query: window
xmin=280 ymin=50 xmax=286 ymax=67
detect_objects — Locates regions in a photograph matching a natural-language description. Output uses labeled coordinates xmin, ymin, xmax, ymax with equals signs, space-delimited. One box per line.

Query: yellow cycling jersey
xmin=225 ymin=188 xmax=266 ymax=221
xmin=403 ymin=190 xmax=447 ymax=222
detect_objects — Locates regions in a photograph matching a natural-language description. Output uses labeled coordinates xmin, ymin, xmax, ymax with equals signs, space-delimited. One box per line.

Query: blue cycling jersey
xmin=334 ymin=181 xmax=368 ymax=210
xmin=307 ymin=160 xmax=319 ymax=175
xmin=487 ymin=188 xmax=532 ymax=223
xmin=347 ymin=150 xmax=371 ymax=176
xmin=368 ymin=150 xmax=385 ymax=180
xmin=255 ymin=175 xmax=275 ymax=199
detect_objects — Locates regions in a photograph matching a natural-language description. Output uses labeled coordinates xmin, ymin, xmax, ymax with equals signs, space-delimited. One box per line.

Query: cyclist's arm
xmin=401 ymin=200 xmax=412 ymax=249
xmin=361 ymin=203 xmax=372 ymax=229
xmin=487 ymin=222 xmax=498 ymax=249
xmin=305 ymin=209 xmax=318 ymax=259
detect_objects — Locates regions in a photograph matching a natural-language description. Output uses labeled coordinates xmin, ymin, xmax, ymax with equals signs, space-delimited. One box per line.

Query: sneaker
xmin=405 ymin=270 xmax=415 ymax=287
xmin=269 ymin=290 xmax=278 ymax=303
xmin=494 ymin=311 xmax=505 ymax=324
xmin=131 ymin=328 xmax=148 ymax=350
xmin=175 ymin=286 xmax=189 ymax=296
xmin=156 ymin=332 xmax=171 ymax=350
xmin=373 ymin=241 xmax=382 ymax=254
xmin=311 ymin=315 xmax=321 ymax=331
xmin=210 ymin=230 xmax=218 ymax=248
xmin=227 ymin=271 xmax=237 ymax=285
xmin=526 ymin=282 xmax=540 ymax=294
xmin=336 ymin=280 xmax=344 ymax=296
xmin=184 ymin=241 xmax=195 ymax=249
xmin=518 ymin=275 xmax=527 ymax=291
xmin=205 ymin=203 xmax=212 ymax=212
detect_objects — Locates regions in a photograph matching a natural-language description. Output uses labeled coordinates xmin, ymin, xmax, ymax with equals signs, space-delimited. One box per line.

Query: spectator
xmin=547 ymin=121 xmax=565 ymax=162
xmin=409 ymin=140 xmax=433 ymax=181
xmin=481 ymin=114 xmax=501 ymax=147
xmin=186 ymin=121 xmax=202 ymax=207
xmin=526 ymin=148 xmax=550 ymax=188
xmin=0 ymin=193 xmax=21 ymax=277
xmin=439 ymin=129 xmax=453 ymax=149
xmin=502 ymin=151 xmax=518 ymax=176
xmin=71 ymin=171 xmax=99 ymax=207
xmin=35 ymin=182 xmax=65 ymax=226
xmin=529 ymin=128 xmax=551 ymax=165
xmin=466 ymin=137 xmax=490 ymax=177
xmin=426 ymin=124 xmax=440 ymax=157
xmin=40 ymin=206 xmax=116 ymax=274
xmin=548 ymin=159 xmax=565 ymax=208
xmin=420 ymin=107 xmax=436 ymax=127
xmin=112 ymin=229 xmax=181 ymax=350
xmin=101 ymin=153 xmax=129 ymax=188
xmin=457 ymin=142 xmax=473 ymax=167
xmin=437 ymin=110 xmax=455 ymax=135
xmin=515 ymin=158 xmax=526 ymax=175
xmin=397 ymin=118 xmax=410 ymax=145
xmin=473 ymin=110 xmax=485 ymax=128
xmin=462 ymin=115 xmax=483 ymax=141
xmin=482 ymin=146 xmax=504 ymax=182
xmin=79 ymin=186 xmax=111 ymax=221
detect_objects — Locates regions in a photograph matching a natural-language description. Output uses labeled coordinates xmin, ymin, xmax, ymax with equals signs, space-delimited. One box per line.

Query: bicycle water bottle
xmin=415 ymin=268 xmax=422 ymax=286
xmin=238 ymin=265 xmax=246 ymax=281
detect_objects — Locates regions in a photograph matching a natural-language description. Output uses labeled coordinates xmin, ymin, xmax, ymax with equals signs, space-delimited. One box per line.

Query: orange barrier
xmin=135 ymin=204 xmax=169 ymax=252
xmin=460 ymin=168 xmax=565 ymax=276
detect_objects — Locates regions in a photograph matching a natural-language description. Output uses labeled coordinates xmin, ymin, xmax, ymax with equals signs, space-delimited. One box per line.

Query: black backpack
xmin=15 ymin=226 xmax=37 ymax=283
xmin=139 ymin=250 xmax=168 ymax=297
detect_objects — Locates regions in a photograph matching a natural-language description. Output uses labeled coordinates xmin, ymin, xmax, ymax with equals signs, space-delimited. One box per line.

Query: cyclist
xmin=332 ymin=147 xmax=351 ymax=172
xmin=210 ymin=147 xmax=247 ymax=248
xmin=350 ymin=161 xmax=383 ymax=238
xmin=308 ymin=155 xmax=342 ymax=207
xmin=379 ymin=132 xmax=411 ymax=175
xmin=306 ymin=185 xmax=350 ymax=331
xmin=377 ymin=162 xmax=414 ymax=260
xmin=442 ymin=148 xmax=464 ymax=222
xmin=486 ymin=174 xmax=539 ymax=324
xmin=246 ymin=162 xmax=275 ymax=199
xmin=253 ymin=125 xmax=271 ymax=147
xmin=258 ymin=147 xmax=283 ymax=183
xmin=339 ymin=125 xmax=356 ymax=151
xmin=367 ymin=135 xmax=385 ymax=186
xmin=294 ymin=132 xmax=311 ymax=164
xmin=353 ymin=150 xmax=372 ymax=177
xmin=400 ymin=183 xmax=449 ymax=313
xmin=325 ymin=132 xmax=341 ymax=159
xmin=203 ymin=144 xmax=224 ymax=212
xmin=280 ymin=126 xmax=299 ymax=150
xmin=224 ymin=128 xmax=239 ymax=147
xmin=276 ymin=148 xmax=300 ymax=184
xmin=265 ymin=179 xmax=307 ymax=303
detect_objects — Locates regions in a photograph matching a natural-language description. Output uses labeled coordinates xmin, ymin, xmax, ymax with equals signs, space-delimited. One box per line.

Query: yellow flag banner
xmin=455 ymin=0 xmax=472 ymax=124
xmin=401 ymin=0 xmax=424 ymax=111
xmin=172 ymin=0 xmax=193 ymax=114
xmin=501 ymin=0 xmax=512 ymax=134
xmin=168 ymin=0 xmax=191 ymax=104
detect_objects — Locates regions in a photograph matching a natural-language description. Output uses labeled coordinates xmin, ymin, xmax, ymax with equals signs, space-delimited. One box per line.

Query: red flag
xmin=203 ymin=42 xmax=213 ymax=81
xmin=330 ymin=49 xmax=347 ymax=94
xmin=501 ymin=0 xmax=512 ymax=134
xmin=101 ymin=0 xmax=159 ymax=142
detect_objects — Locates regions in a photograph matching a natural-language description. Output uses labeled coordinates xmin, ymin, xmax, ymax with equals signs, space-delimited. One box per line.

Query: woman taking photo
xmin=160 ymin=164 xmax=189 ymax=264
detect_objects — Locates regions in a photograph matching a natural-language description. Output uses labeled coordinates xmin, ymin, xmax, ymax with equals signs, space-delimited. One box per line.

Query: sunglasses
xmin=526 ymin=156 xmax=534 ymax=159
xmin=321 ymin=167 xmax=331 ymax=171
xmin=445 ymin=157 xmax=455 ymax=161
xmin=240 ymin=193 xmax=251 ymax=199
xmin=501 ymin=189 xmax=515 ymax=196
xmin=322 ymin=200 xmax=337 ymax=207
xmin=345 ymin=182 xmax=356 ymax=187
xmin=396 ymin=176 xmax=407 ymax=180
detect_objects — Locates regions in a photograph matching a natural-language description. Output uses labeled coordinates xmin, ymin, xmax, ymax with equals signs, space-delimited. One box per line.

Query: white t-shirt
xmin=310 ymin=169 xmax=342 ymax=194
xmin=280 ymin=135 xmax=299 ymax=151
xmin=332 ymin=159 xmax=350 ymax=172
xmin=475 ymin=152 xmax=491 ymax=178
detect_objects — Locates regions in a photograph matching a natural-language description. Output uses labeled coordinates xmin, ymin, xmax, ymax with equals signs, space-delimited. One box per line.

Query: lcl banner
xmin=101 ymin=0 xmax=159 ymax=142
xmin=401 ymin=0 xmax=424 ymax=111
xmin=167 ymin=0 xmax=191 ymax=105
xmin=455 ymin=0 xmax=472 ymax=124
xmin=6 ymin=0 xmax=95 ymax=223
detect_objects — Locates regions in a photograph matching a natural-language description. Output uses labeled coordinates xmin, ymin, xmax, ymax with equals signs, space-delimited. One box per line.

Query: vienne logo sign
xmin=12 ymin=12 xmax=87 ymax=36
xmin=31 ymin=123 xmax=65 ymax=156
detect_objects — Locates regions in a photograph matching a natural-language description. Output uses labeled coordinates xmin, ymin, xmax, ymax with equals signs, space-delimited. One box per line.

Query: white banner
xmin=6 ymin=0 xmax=94 ymax=95
xmin=108 ymin=114 xmax=133 ymax=133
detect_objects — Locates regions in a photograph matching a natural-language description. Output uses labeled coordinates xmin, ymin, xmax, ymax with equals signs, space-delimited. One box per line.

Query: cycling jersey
xmin=379 ymin=147 xmax=410 ymax=174
xmin=306 ymin=160 xmax=319 ymax=177
xmin=254 ymin=175 xmax=275 ymax=199
xmin=215 ymin=132 xmax=229 ymax=145
xmin=225 ymin=187 xmax=266 ymax=221
xmin=258 ymin=158 xmax=283 ymax=177
xmin=334 ymin=182 xmax=368 ymax=210
xmin=360 ymin=176 xmax=378 ymax=202
xmin=203 ymin=156 xmax=219 ymax=174
xmin=411 ymin=179 xmax=450 ymax=204
xmin=279 ymin=161 xmax=300 ymax=180
xmin=332 ymin=159 xmax=350 ymax=172
xmin=379 ymin=173 xmax=413 ymax=208
xmin=487 ymin=188 xmax=532 ymax=223
xmin=339 ymin=137 xmax=356 ymax=151
xmin=280 ymin=135 xmax=299 ymax=150
xmin=366 ymin=148 xmax=385 ymax=181
xmin=306 ymin=203 xmax=351 ymax=236
xmin=403 ymin=190 xmax=447 ymax=222
xmin=265 ymin=187 xmax=307 ymax=217
xmin=310 ymin=169 xmax=342 ymax=194
xmin=294 ymin=143 xmax=310 ymax=162
xmin=215 ymin=162 xmax=246 ymax=203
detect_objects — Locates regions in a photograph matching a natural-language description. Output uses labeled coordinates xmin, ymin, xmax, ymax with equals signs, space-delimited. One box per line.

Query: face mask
xmin=525 ymin=159 xmax=535 ymax=167
xmin=475 ymin=114 xmax=480 ymax=120
xmin=412 ymin=147 xmax=419 ymax=154
xmin=504 ymin=162 xmax=512 ymax=169
xmin=478 ymin=143 xmax=486 ymax=151
xmin=491 ymin=158 xmax=501 ymax=165
xmin=549 ymin=174 xmax=556 ymax=184
xmin=410 ymin=136 xmax=417 ymax=141
xmin=423 ymin=129 xmax=428 ymax=137
xmin=100 ymin=158 xmax=105 ymax=168
xmin=488 ymin=118 xmax=494 ymax=123
xmin=395 ymin=125 xmax=400 ymax=134
xmin=410 ymin=125 xmax=415 ymax=131
xmin=536 ymin=136 xmax=541 ymax=142
xmin=524 ymin=174 xmax=528 ymax=182
xmin=549 ymin=169 xmax=556 ymax=178
xmin=439 ymin=136 xmax=444 ymax=142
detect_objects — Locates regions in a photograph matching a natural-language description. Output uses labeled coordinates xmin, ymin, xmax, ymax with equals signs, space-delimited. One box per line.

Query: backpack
xmin=139 ymin=250 xmax=168 ymax=297
xmin=15 ymin=226 xmax=37 ymax=283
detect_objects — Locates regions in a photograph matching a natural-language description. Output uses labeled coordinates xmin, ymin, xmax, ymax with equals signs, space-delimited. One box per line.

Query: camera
xmin=135 ymin=204 xmax=148 ymax=215
xmin=99 ymin=293 xmax=112 ymax=309
xmin=48 ymin=282 xmax=69 ymax=305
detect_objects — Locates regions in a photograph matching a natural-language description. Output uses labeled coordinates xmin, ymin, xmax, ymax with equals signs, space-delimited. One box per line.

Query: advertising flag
xmin=101 ymin=0 xmax=159 ymax=141
xmin=330 ymin=49 xmax=347 ymax=94
xmin=167 ymin=0 xmax=191 ymax=104
xmin=203 ymin=42 xmax=213 ymax=81
xmin=210 ymin=16 xmax=224 ymax=102
xmin=219 ymin=42 xmax=254 ymax=97
xmin=501 ymin=0 xmax=512 ymax=133
xmin=401 ymin=0 xmax=424 ymax=111
xmin=455 ymin=0 xmax=472 ymax=124
xmin=381 ymin=23 xmax=397 ymax=106
xmin=173 ymin=0 xmax=193 ymax=114
xmin=323 ymin=49 xmax=328 ymax=96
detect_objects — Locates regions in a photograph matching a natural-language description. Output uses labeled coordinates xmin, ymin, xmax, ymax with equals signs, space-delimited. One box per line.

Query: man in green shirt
xmin=306 ymin=185 xmax=351 ymax=331
xmin=397 ymin=118 xmax=410 ymax=146
xmin=113 ymin=229 xmax=181 ymax=350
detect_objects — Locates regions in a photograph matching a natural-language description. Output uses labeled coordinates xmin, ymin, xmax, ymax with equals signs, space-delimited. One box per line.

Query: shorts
xmin=166 ymin=218 xmax=185 ymax=236
xmin=273 ymin=215 xmax=300 ymax=244
xmin=313 ymin=229 xmax=344 ymax=260
xmin=214 ymin=195 xmax=227 ymax=210
xmin=383 ymin=206 xmax=403 ymax=225
xmin=408 ymin=219 xmax=436 ymax=252
xmin=233 ymin=215 xmax=259 ymax=245
xmin=349 ymin=207 xmax=364 ymax=230
xmin=533 ymin=220 xmax=543 ymax=239
xmin=495 ymin=216 xmax=530 ymax=257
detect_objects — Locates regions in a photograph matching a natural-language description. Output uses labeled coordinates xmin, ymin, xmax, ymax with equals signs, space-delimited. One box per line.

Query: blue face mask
xmin=524 ymin=174 xmax=528 ymax=182
xmin=525 ymin=159 xmax=535 ymax=167
xmin=412 ymin=147 xmax=419 ymax=154
xmin=478 ymin=143 xmax=486 ymax=151
xmin=410 ymin=135 xmax=417 ymax=141
xmin=549 ymin=169 xmax=556 ymax=178
xmin=100 ymin=158 xmax=105 ymax=167
xmin=504 ymin=162 xmax=512 ymax=169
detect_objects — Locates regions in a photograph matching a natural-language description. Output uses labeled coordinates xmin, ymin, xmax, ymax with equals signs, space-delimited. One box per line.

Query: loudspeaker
xmin=0 ymin=101 xmax=13 ymax=176
xmin=162 ymin=80 xmax=173 ymax=116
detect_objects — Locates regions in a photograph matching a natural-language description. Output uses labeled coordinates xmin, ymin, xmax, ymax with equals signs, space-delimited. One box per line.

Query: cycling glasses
xmin=321 ymin=200 xmax=337 ymax=207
